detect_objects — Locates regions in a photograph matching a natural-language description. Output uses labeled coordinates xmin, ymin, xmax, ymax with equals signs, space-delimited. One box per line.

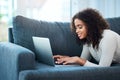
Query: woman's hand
xmin=53 ymin=55 xmax=69 ymax=64
xmin=57 ymin=56 xmax=79 ymax=65
xmin=53 ymin=55 xmax=69 ymax=59
xmin=53 ymin=55 xmax=86 ymax=66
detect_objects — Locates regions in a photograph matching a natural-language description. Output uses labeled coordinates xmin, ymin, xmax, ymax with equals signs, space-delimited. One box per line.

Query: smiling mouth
xmin=78 ymin=35 xmax=81 ymax=37
xmin=77 ymin=34 xmax=81 ymax=38
xmin=77 ymin=33 xmax=81 ymax=37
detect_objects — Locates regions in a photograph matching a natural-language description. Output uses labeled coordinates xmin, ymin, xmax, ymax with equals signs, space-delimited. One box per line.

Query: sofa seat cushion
xmin=19 ymin=62 xmax=120 ymax=80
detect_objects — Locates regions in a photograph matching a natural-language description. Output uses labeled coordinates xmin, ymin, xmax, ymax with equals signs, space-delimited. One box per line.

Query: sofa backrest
xmin=106 ymin=17 xmax=120 ymax=35
xmin=12 ymin=15 xmax=83 ymax=58
xmin=11 ymin=16 xmax=120 ymax=61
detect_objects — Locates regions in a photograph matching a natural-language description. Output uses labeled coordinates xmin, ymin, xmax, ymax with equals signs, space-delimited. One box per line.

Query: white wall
xmin=16 ymin=0 xmax=120 ymax=22
xmin=16 ymin=0 xmax=46 ymax=16
xmin=71 ymin=0 xmax=120 ymax=18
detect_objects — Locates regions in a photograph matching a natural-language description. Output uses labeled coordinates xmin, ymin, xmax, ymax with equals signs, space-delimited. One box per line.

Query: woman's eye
xmin=75 ymin=25 xmax=83 ymax=29
xmin=78 ymin=25 xmax=83 ymax=29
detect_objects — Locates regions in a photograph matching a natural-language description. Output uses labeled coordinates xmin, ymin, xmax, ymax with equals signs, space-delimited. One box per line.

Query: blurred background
xmin=0 ymin=0 xmax=120 ymax=41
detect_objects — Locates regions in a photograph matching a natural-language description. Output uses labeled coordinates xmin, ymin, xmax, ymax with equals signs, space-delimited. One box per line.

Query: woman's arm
xmin=98 ymin=32 xmax=117 ymax=67
xmin=84 ymin=31 xmax=118 ymax=67
xmin=53 ymin=44 xmax=91 ymax=65
xmin=80 ymin=44 xmax=91 ymax=60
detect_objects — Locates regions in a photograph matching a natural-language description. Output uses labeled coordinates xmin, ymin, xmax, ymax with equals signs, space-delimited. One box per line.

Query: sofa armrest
xmin=0 ymin=42 xmax=35 ymax=80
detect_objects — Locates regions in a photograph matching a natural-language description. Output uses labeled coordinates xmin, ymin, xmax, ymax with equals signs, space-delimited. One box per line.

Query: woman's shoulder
xmin=103 ymin=29 xmax=119 ymax=37
xmin=100 ymin=29 xmax=120 ymax=47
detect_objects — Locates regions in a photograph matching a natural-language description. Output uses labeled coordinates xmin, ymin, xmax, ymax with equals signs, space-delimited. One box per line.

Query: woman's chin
xmin=79 ymin=37 xmax=85 ymax=40
xmin=79 ymin=37 xmax=83 ymax=39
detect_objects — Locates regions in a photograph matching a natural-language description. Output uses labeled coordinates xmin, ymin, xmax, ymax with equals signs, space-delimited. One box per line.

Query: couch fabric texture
xmin=12 ymin=16 xmax=83 ymax=59
xmin=0 ymin=15 xmax=120 ymax=80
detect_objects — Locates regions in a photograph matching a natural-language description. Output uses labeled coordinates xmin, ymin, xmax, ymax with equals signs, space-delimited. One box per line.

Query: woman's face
xmin=74 ymin=19 xmax=87 ymax=39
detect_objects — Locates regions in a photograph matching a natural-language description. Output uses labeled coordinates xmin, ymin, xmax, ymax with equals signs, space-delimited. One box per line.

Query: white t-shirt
xmin=81 ymin=29 xmax=120 ymax=67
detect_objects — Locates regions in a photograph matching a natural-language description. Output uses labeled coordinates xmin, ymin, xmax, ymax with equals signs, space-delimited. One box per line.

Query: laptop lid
xmin=32 ymin=36 xmax=55 ymax=66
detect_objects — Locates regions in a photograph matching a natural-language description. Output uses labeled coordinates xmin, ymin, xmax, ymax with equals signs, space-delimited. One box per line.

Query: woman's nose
xmin=76 ymin=29 xmax=79 ymax=33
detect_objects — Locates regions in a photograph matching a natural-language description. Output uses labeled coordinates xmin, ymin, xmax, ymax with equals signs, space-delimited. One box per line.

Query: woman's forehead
xmin=74 ymin=19 xmax=86 ymax=25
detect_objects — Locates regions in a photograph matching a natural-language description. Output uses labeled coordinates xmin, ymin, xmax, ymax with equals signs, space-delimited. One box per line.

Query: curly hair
xmin=71 ymin=8 xmax=109 ymax=49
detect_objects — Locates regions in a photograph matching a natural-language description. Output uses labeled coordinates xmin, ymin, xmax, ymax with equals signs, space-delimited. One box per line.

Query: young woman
xmin=53 ymin=8 xmax=120 ymax=67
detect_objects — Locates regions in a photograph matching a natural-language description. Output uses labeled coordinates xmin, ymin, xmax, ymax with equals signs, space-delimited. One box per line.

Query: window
xmin=0 ymin=0 xmax=120 ymax=41
xmin=16 ymin=0 xmax=120 ymax=21
xmin=16 ymin=0 xmax=71 ymax=22
xmin=0 ymin=0 xmax=15 ymax=41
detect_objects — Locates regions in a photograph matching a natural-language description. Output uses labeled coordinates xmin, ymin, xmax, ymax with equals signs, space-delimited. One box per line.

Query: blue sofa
xmin=0 ymin=15 xmax=120 ymax=80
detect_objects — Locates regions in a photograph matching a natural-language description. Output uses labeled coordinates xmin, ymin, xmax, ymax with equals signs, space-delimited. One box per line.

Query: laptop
xmin=32 ymin=36 xmax=80 ymax=67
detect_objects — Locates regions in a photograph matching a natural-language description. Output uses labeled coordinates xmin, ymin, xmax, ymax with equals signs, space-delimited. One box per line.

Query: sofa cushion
xmin=106 ymin=17 xmax=120 ymax=35
xmin=12 ymin=15 xmax=82 ymax=61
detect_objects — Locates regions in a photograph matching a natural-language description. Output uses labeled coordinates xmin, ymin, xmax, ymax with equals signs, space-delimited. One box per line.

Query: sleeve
xmin=83 ymin=32 xmax=117 ymax=67
xmin=80 ymin=44 xmax=91 ymax=60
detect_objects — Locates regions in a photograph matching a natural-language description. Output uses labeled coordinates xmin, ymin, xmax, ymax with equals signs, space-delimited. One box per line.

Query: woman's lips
xmin=78 ymin=34 xmax=81 ymax=38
